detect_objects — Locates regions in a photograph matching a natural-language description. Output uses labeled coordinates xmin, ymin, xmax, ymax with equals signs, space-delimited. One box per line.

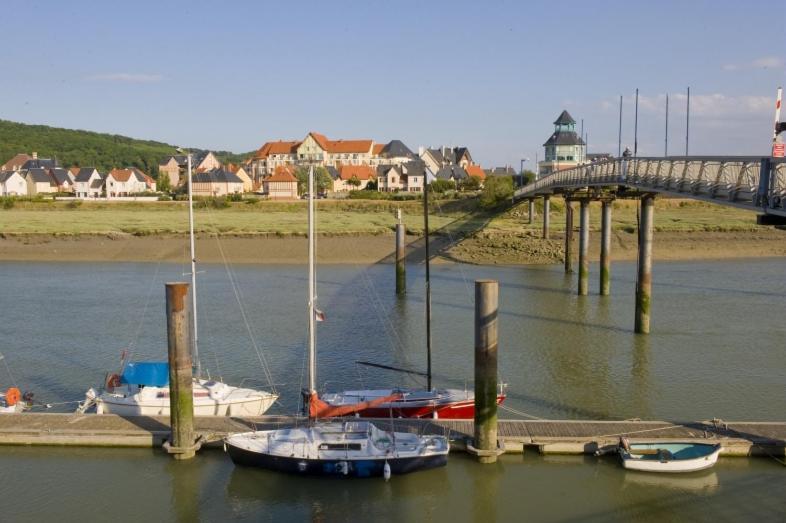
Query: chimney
xmin=32 ymin=152 xmax=38 ymax=159
xmin=418 ymin=146 xmax=425 ymax=157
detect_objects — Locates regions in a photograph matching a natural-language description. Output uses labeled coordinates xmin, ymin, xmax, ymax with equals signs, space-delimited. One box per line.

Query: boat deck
xmin=0 ymin=414 xmax=783 ymax=456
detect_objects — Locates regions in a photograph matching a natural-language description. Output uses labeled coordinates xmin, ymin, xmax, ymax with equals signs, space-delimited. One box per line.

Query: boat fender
xmin=298 ymin=461 xmax=307 ymax=472
xmin=4 ymin=387 xmax=21 ymax=407
xmin=105 ymin=373 xmax=121 ymax=392
xmin=383 ymin=461 xmax=391 ymax=481
xmin=337 ymin=461 xmax=349 ymax=476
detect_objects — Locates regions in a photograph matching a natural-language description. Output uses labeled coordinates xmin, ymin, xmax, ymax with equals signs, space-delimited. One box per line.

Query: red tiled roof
xmin=339 ymin=164 xmax=375 ymax=181
xmin=109 ymin=168 xmax=134 ymax=182
xmin=1 ymin=153 xmax=32 ymax=171
xmin=308 ymin=132 xmax=330 ymax=150
xmin=254 ymin=140 xmax=301 ymax=159
xmin=69 ymin=167 xmax=80 ymax=176
xmin=372 ymin=144 xmax=384 ymax=155
xmin=326 ymin=140 xmax=373 ymax=154
xmin=268 ymin=165 xmax=297 ymax=182
xmin=466 ymin=164 xmax=486 ymax=180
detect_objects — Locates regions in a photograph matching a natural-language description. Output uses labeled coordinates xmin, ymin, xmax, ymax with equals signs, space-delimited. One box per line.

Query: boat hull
xmin=226 ymin=442 xmax=447 ymax=477
xmin=620 ymin=443 xmax=722 ymax=473
xmin=323 ymin=393 xmax=506 ymax=420
xmin=96 ymin=394 xmax=277 ymax=417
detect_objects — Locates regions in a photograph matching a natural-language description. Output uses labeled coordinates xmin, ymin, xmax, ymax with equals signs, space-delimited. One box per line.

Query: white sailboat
xmin=225 ymin=167 xmax=449 ymax=478
xmin=80 ymin=153 xmax=278 ymax=416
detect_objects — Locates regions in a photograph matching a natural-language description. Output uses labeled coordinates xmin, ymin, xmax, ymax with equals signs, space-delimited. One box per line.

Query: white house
xmin=0 ymin=170 xmax=27 ymax=196
xmin=73 ymin=168 xmax=104 ymax=198
xmin=191 ymin=168 xmax=244 ymax=197
xmin=263 ymin=165 xmax=298 ymax=199
xmin=377 ymin=165 xmax=405 ymax=192
xmin=106 ymin=168 xmax=155 ymax=197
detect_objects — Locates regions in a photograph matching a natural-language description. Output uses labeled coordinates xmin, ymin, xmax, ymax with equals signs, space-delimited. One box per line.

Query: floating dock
xmin=0 ymin=414 xmax=784 ymax=457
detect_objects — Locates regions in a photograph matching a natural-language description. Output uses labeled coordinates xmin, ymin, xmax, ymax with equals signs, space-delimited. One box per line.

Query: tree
xmin=347 ymin=175 xmax=361 ymax=189
xmin=521 ymin=170 xmax=537 ymax=185
xmin=459 ymin=175 xmax=481 ymax=191
xmin=479 ymin=175 xmax=514 ymax=209
xmin=365 ymin=179 xmax=378 ymax=191
xmin=430 ymin=179 xmax=456 ymax=193
xmin=295 ymin=166 xmax=333 ymax=195
xmin=157 ymin=172 xmax=172 ymax=193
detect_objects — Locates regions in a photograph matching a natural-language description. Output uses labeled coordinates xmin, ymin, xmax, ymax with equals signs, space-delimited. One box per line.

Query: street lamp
xmin=520 ymin=157 xmax=530 ymax=186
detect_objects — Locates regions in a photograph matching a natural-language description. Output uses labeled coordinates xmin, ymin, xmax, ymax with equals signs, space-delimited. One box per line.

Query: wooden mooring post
xmin=163 ymin=282 xmax=199 ymax=459
xmin=564 ymin=201 xmax=573 ymax=273
xmin=578 ymin=199 xmax=589 ymax=296
xmin=395 ymin=209 xmax=406 ymax=295
xmin=471 ymin=279 xmax=501 ymax=464
xmin=635 ymin=196 xmax=654 ymax=334
xmin=542 ymin=196 xmax=550 ymax=239
xmin=599 ymin=200 xmax=612 ymax=296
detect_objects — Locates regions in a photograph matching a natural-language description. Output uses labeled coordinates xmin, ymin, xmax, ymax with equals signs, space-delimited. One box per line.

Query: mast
xmin=423 ymin=168 xmax=432 ymax=392
xmin=307 ymin=166 xmax=316 ymax=394
xmin=187 ymin=153 xmax=201 ymax=378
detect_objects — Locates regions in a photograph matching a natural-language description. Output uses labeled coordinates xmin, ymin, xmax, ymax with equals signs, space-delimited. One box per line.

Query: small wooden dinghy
xmin=618 ymin=437 xmax=722 ymax=473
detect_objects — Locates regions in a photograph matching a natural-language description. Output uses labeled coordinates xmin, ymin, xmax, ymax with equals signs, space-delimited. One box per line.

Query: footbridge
xmin=511 ymin=156 xmax=786 ymax=334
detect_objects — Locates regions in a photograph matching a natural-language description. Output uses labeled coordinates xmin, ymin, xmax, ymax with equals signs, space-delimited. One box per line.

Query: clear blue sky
xmin=1 ymin=0 xmax=783 ymax=167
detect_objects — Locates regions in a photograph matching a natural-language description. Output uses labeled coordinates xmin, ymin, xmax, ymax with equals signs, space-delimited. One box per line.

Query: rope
xmin=498 ymin=403 xmax=544 ymax=420
xmin=0 ymin=352 xmax=18 ymax=388
xmin=125 ymin=259 xmax=162 ymax=362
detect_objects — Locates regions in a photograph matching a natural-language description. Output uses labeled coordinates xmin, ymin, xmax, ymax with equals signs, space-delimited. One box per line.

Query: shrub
xmin=65 ymin=200 xmax=82 ymax=209
xmin=1 ymin=197 xmax=14 ymax=209
xmin=157 ymin=194 xmax=172 ymax=201
xmin=479 ymin=176 xmax=514 ymax=209
xmin=430 ymin=179 xmax=456 ymax=193
xmin=348 ymin=190 xmax=389 ymax=200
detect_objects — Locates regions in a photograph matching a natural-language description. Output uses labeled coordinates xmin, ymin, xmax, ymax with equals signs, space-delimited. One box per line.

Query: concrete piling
xmin=600 ymin=201 xmax=612 ymax=296
xmin=564 ymin=201 xmax=573 ymax=273
xmin=395 ymin=209 xmax=406 ymax=295
xmin=635 ymin=196 xmax=654 ymax=334
xmin=542 ymin=196 xmax=550 ymax=239
xmin=473 ymin=279 xmax=499 ymax=464
xmin=528 ymin=199 xmax=535 ymax=224
xmin=165 ymin=282 xmax=197 ymax=460
xmin=578 ymin=199 xmax=589 ymax=296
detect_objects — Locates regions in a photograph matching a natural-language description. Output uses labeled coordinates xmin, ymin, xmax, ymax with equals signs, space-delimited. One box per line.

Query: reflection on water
xmin=0 ymin=259 xmax=786 ymax=520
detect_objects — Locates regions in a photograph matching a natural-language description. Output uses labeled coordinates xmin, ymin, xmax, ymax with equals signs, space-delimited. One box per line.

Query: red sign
xmin=774 ymin=142 xmax=785 ymax=158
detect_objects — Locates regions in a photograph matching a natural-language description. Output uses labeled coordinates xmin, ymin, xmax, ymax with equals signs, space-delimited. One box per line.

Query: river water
xmin=0 ymin=258 xmax=784 ymax=521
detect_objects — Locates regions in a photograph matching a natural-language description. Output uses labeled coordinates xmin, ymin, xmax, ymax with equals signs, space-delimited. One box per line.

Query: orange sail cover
xmin=307 ymin=391 xmax=401 ymax=419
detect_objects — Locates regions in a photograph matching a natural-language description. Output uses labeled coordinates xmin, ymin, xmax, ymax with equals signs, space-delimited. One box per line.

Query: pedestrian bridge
xmin=514 ymin=156 xmax=786 ymax=218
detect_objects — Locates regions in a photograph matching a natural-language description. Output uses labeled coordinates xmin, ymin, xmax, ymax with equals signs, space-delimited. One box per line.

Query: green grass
xmin=0 ymin=197 xmax=766 ymax=236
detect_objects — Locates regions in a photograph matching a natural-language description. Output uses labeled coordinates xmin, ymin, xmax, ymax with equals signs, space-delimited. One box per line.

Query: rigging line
xmin=0 ymin=353 xmax=18 ymax=388
xmin=498 ymin=403 xmax=544 ymax=420
xmin=432 ymin=198 xmax=473 ymax=301
xmin=126 ymin=258 xmax=163 ymax=362
xmin=203 ymin=203 xmax=278 ymax=394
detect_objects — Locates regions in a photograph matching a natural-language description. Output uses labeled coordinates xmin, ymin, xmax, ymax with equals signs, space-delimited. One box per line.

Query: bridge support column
xmin=635 ymin=195 xmax=654 ymax=334
xmin=542 ymin=196 xmax=550 ymax=239
xmin=528 ymin=199 xmax=535 ymax=224
xmin=578 ymin=199 xmax=589 ymax=296
xmin=564 ymin=201 xmax=573 ymax=273
xmin=599 ymin=201 xmax=612 ymax=296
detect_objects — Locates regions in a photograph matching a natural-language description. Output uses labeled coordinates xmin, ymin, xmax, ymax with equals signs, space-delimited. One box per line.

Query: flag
xmin=315 ymin=309 xmax=325 ymax=322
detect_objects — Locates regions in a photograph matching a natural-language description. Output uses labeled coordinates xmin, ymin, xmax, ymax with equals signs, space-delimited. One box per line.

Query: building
xmin=191 ymin=168 xmax=243 ymax=197
xmin=333 ymin=164 xmax=376 ymax=192
xmin=377 ymin=160 xmax=427 ymax=192
xmin=25 ymin=168 xmax=57 ymax=195
xmin=434 ymin=164 xmax=469 ymax=183
xmin=49 ymin=168 xmax=75 ymax=193
xmin=465 ymin=164 xmax=486 ymax=182
xmin=1 ymin=153 xmax=33 ymax=171
xmin=0 ymin=170 xmax=27 ymax=196
xmin=226 ymin=164 xmax=253 ymax=193
xmin=263 ymin=165 xmax=298 ymax=199
xmin=538 ymin=110 xmax=586 ymax=176
xmin=420 ymin=146 xmax=474 ymax=173
xmin=158 ymin=151 xmax=221 ymax=187
xmin=249 ymin=132 xmax=416 ymax=178
xmin=73 ymin=168 xmax=104 ymax=198
xmin=106 ymin=168 xmax=156 ymax=197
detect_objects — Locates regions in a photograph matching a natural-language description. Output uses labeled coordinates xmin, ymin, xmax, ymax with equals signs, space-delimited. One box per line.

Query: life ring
xmin=106 ymin=373 xmax=121 ymax=391
xmin=5 ymin=387 xmax=21 ymax=407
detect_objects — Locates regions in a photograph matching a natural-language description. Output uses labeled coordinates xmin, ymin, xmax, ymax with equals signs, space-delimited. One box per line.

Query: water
xmin=0 ymin=258 xmax=785 ymax=521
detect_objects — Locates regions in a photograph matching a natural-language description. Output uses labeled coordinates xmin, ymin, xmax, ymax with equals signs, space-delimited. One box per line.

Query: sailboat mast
xmin=187 ymin=153 xmax=201 ymax=378
xmin=423 ymin=168 xmax=432 ymax=392
xmin=307 ymin=166 xmax=316 ymax=393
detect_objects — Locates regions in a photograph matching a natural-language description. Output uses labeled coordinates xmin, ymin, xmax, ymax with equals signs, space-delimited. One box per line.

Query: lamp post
xmin=519 ymin=157 xmax=530 ymax=186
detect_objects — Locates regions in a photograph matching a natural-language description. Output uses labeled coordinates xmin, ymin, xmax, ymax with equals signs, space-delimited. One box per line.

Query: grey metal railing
xmin=514 ymin=157 xmax=786 ymax=216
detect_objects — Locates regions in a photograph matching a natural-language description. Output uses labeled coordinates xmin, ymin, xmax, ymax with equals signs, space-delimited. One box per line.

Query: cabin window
xmin=319 ymin=443 xmax=362 ymax=451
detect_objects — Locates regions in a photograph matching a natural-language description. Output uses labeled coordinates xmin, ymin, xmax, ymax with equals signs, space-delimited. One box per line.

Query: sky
xmin=1 ymin=0 xmax=784 ymax=168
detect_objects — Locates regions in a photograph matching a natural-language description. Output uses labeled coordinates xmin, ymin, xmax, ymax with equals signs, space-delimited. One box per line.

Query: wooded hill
xmin=0 ymin=119 xmax=252 ymax=177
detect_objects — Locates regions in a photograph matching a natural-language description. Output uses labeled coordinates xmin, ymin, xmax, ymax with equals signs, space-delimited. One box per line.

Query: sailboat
xmin=79 ymin=153 xmax=278 ymax=416
xmin=318 ymin=166 xmax=506 ymax=419
xmin=224 ymin=167 xmax=449 ymax=478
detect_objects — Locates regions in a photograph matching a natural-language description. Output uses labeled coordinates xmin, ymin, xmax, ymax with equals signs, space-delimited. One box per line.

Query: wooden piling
xmin=635 ymin=196 xmax=654 ymax=334
xmin=578 ymin=199 xmax=589 ymax=296
xmin=165 ymin=282 xmax=197 ymax=459
xmin=473 ymin=279 xmax=499 ymax=464
xmin=564 ymin=201 xmax=573 ymax=273
xmin=395 ymin=210 xmax=406 ymax=295
xmin=600 ymin=201 xmax=612 ymax=296
xmin=542 ymin=196 xmax=550 ymax=239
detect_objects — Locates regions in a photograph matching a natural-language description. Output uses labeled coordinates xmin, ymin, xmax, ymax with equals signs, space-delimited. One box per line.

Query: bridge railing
xmin=514 ymin=156 xmax=786 ymax=216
